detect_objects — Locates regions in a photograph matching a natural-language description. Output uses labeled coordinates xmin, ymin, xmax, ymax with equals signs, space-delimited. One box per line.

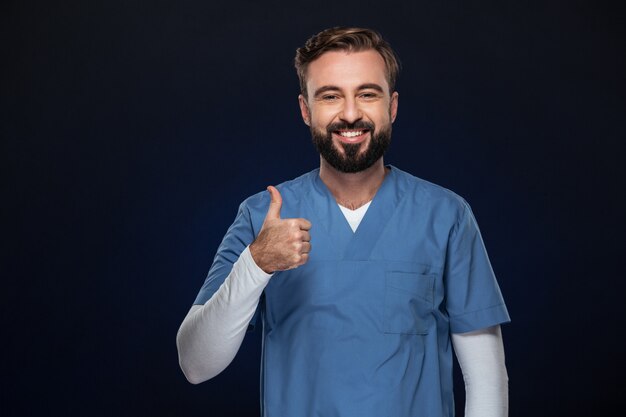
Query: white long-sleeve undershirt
xmin=177 ymin=205 xmax=508 ymax=416
xmin=452 ymin=326 xmax=509 ymax=417
xmin=176 ymin=246 xmax=272 ymax=384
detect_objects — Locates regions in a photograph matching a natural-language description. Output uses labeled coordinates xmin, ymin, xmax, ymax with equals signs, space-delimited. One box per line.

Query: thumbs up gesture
xmin=249 ymin=186 xmax=312 ymax=274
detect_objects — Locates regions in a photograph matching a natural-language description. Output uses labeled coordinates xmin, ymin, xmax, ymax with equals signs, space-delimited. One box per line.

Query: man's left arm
xmin=452 ymin=325 xmax=508 ymax=417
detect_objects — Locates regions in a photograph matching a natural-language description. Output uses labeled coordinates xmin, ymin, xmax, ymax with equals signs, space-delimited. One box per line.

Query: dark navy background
xmin=3 ymin=1 xmax=624 ymax=416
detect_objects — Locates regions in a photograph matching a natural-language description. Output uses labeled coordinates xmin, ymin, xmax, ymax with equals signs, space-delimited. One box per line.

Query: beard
xmin=310 ymin=120 xmax=392 ymax=173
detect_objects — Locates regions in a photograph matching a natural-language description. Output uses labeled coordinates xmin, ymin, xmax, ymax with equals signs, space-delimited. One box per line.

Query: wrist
xmin=249 ymin=241 xmax=272 ymax=274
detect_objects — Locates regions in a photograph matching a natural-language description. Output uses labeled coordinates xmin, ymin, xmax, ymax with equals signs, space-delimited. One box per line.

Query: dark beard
xmin=311 ymin=121 xmax=392 ymax=173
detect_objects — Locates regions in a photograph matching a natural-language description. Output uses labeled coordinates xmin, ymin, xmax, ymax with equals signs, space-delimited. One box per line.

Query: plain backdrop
xmin=2 ymin=0 xmax=624 ymax=416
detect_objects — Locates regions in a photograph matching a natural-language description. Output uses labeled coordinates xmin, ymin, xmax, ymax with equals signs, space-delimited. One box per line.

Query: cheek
xmin=375 ymin=107 xmax=393 ymax=124
xmin=309 ymin=104 xmax=341 ymax=123
xmin=310 ymin=113 xmax=333 ymax=129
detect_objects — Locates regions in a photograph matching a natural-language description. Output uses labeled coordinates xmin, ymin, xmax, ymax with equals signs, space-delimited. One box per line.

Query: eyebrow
xmin=313 ymin=83 xmax=385 ymax=98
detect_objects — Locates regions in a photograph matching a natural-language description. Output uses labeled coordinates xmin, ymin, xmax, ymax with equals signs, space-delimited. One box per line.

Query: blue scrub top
xmin=194 ymin=166 xmax=510 ymax=417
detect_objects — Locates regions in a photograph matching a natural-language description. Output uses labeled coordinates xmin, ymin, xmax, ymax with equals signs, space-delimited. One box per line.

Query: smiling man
xmin=177 ymin=27 xmax=510 ymax=417
xmin=302 ymin=49 xmax=397 ymax=178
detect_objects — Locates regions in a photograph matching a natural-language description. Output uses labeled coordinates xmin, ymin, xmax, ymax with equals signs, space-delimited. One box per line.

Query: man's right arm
xmin=176 ymin=186 xmax=312 ymax=384
xmin=176 ymin=246 xmax=272 ymax=384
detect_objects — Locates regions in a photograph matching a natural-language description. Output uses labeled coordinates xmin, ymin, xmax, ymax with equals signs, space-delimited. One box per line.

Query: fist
xmin=249 ymin=186 xmax=312 ymax=273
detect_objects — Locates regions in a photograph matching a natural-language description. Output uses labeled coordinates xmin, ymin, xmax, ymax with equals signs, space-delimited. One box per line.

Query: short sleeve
xmin=193 ymin=201 xmax=256 ymax=306
xmin=444 ymin=201 xmax=510 ymax=333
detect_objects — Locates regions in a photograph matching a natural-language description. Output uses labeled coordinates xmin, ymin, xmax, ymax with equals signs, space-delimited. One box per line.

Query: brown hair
xmin=295 ymin=27 xmax=400 ymax=99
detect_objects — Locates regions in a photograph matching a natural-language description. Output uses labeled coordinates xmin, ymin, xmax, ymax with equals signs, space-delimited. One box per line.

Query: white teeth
xmin=338 ymin=130 xmax=364 ymax=138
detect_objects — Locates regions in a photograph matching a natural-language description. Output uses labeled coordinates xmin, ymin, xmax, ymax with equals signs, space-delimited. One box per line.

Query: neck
xmin=319 ymin=157 xmax=388 ymax=210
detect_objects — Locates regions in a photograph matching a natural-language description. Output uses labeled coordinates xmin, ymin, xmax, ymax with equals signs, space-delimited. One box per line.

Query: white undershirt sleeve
xmin=176 ymin=246 xmax=272 ymax=384
xmin=451 ymin=325 xmax=509 ymax=417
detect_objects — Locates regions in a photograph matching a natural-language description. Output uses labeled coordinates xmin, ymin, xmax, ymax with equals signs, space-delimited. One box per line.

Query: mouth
xmin=332 ymin=129 xmax=370 ymax=144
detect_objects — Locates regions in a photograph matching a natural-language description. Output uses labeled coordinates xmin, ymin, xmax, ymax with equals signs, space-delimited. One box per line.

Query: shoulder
xmin=391 ymin=165 xmax=469 ymax=217
xmin=237 ymin=169 xmax=318 ymax=224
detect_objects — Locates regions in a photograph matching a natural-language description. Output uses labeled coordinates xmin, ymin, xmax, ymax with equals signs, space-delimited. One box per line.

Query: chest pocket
xmin=383 ymin=271 xmax=435 ymax=335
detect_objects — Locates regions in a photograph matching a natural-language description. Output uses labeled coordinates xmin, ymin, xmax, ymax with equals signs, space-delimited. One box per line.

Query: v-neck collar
xmin=305 ymin=165 xmax=403 ymax=261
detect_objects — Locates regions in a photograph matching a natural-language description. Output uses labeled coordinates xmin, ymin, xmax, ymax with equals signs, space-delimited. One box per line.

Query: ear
xmin=298 ymin=94 xmax=311 ymax=126
xmin=390 ymin=91 xmax=399 ymax=123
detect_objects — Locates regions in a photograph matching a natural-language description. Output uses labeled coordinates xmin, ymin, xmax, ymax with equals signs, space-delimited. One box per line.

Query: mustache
xmin=326 ymin=121 xmax=375 ymax=132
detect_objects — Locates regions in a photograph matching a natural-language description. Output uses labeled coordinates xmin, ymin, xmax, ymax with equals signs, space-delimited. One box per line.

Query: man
xmin=177 ymin=27 xmax=510 ymax=417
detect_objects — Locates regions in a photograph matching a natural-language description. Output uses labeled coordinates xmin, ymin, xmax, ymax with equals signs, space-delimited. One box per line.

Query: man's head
xmin=295 ymin=27 xmax=400 ymax=173
xmin=295 ymin=27 xmax=400 ymax=100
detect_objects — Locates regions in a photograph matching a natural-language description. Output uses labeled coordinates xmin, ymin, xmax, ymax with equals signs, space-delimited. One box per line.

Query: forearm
xmin=176 ymin=246 xmax=272 ymax=384
xmin=451 ymin=325 xmax=509 ymax=417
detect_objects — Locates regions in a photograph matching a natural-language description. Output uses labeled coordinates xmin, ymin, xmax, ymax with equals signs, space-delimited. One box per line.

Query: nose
xmin=338 ymin=97 xmax=362 ymax=124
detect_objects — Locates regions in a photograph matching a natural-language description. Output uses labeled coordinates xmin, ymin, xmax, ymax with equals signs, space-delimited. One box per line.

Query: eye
xmin=322 ymin=94 xmax=339 ymax=101
xmin=360 ymin=92 xmax=379 ymax=100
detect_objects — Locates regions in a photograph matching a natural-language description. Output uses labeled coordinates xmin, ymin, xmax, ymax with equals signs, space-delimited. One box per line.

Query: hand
xmin=249 ymin=186 xmax=312 ymax=273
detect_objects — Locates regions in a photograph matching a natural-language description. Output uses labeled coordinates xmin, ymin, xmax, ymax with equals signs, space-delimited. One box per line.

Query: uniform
xmin=194 ymin=165 xmax=510 ymax=417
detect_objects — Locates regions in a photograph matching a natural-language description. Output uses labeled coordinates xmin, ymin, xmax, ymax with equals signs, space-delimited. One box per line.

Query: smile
xmin=333 ymin=129 xmax=369 ymax=143
xmin=337 ymin=130 xmax=365 ymax=138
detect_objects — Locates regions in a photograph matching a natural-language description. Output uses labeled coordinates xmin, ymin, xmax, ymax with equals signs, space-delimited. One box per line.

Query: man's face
xmin=298 ymin=49 xmax=398 ymax=173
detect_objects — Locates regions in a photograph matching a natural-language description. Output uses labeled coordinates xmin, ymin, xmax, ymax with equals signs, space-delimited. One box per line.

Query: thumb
xmin=265 ymin=186 xmax=282 ymax=220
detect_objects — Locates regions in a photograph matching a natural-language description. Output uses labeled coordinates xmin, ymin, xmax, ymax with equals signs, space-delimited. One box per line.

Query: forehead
xmin=305 ymin=49 xmax=389 ymax=92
